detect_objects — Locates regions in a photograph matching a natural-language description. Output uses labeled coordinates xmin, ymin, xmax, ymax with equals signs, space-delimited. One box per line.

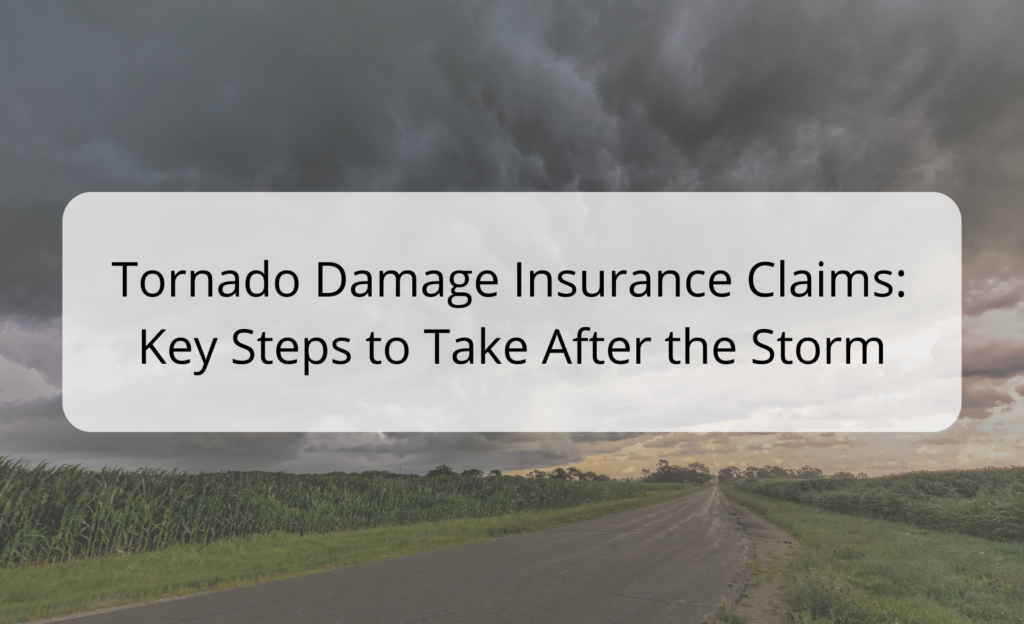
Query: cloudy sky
xmin=2 ymin=0 xmax=1023 ymax=476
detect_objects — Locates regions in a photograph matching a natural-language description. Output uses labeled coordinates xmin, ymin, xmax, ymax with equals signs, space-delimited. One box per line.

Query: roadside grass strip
xmin=724 ymin=487 xmax=1024 ymax=624
xmin=0 ymin=486 xmax=698 ymax=624
xmin=737 ymin=468 xmax=1024 ymax=543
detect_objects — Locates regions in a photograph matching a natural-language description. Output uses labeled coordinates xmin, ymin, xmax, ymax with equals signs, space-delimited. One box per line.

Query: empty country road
xmin=63 ymin=486 xmax=748 ymax=624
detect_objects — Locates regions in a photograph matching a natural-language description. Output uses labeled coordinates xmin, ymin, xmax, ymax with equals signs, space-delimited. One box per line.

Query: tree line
xmin=717 ymin=465 xmax=869 ymax=480
xmin=423 ymin=465 xmax=614 ymax=481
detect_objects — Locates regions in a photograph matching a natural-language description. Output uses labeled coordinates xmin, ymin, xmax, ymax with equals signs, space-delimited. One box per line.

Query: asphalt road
xmin=66 ymin=486 xmax=748 ymax=624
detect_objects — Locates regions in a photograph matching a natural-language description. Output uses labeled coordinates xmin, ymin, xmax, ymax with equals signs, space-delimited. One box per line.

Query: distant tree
xmin=356 ymin=470 xmax=415 ymax=479
xmin=830 ymin=471 xmax=856 ymax=479
xmin=641 ymin=459 xmax=711 ymax=485
xmin=718 ymin=466 xmax=742 ymax=480
xmin=743 ymin=466 xmax=759 ymax=479
xmin=523 ymin=466 xmax=612 ymax=481
xmin=795 ymin=465 xmax=824 ymax=479
xmin=461 ymin=468 xmax=484 ymax=477
xmin=856 ymin=472 xmax=869 ymax=479
xmin=426 ymin=464 xmax=456 ymax=477
xmin=688 ymin=461 xmax=711 ymax=475
xmin=488 ymin=469 xmax=503 ymax=477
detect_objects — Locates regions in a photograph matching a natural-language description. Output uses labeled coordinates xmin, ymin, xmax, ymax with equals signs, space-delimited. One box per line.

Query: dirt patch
xmin=723 ymin=497 xmax=803 ymax=624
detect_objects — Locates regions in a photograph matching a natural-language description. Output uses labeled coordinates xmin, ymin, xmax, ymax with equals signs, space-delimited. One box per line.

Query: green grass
xmin=724 ymin=487 xmax=1024 ymax=624
xmin=0 ymin=485 xmax=699 ymax=624
xmin=736 ymin=468 xmax=1024 ymax=543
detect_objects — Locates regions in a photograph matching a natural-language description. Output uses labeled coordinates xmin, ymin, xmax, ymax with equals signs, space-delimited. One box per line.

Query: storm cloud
xmin=2 ymin=0 xmax=1023 ymax=472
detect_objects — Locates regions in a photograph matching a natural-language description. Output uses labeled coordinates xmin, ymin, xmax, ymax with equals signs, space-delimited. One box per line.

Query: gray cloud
xmin=2 ymin=0 xmax=1024 ymax=469
xmin=768 ymin=433 xmax=868 ymax=450
xmin=963 ymin=340 xmax=1024 ymax=380
xmin=964 ymin=276 xmax=1024 ymax=317
xmin=0 ymin=319 xmax=61 ymax=387
xmin=0 ymin=396 xmax=307 ymax=471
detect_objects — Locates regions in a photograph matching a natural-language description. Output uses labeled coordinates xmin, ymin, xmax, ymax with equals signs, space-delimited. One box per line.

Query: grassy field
xmin=736 ymin=467 xmax=1024 ymax=543
xmin=0 ymin=457 xmax=660 ymax=567
xmin=724 ymin=486 xmax=1024 ymax=624
xmin=0 ymin=485 xmax=699 ymax=623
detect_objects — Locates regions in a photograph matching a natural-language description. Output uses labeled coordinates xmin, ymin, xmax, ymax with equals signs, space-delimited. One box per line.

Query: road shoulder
xmin=722 ymin=492 xmax=803 ymax=624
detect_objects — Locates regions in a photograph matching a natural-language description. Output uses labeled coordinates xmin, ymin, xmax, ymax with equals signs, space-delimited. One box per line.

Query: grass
xmin=0 ymin=485 xmax=700 ymax=623
xmin=737 ymin=467 xmax=1024 ymax=543
xmin=724 ymin=486 xmax=1024 ymax=624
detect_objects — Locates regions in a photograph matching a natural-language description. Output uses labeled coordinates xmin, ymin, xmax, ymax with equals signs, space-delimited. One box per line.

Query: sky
xmin=1 ymin=0 xmax=1023 ymax=477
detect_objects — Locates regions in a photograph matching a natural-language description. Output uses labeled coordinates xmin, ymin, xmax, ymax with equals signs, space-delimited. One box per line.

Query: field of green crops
xmin=0 ymin=457 xmax=659 ymax=567
xmin=737 ymin=467 xmax=1024 ymax=543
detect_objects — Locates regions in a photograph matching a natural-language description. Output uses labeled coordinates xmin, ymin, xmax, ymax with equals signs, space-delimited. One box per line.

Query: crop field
xmin=737 ymin=466 xmax=1024 ymax=543
xmin=725 ymin=486 xmax=1024 ymax=624
xmin=0 ymin=457 xmax=661 ymax=567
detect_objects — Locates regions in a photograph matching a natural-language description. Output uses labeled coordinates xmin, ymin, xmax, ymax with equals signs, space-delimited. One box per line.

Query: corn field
xmin=738 ymin=467 xmax=1024 ymax=543
xmin=0 ymin=457 xmax=657 ymax=567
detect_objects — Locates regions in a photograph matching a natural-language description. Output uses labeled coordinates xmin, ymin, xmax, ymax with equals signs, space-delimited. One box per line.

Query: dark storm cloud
xmin=2 ymin=0 xmax=1024 ymax=469
xmin=0 ymin=319 xmax=61 ymax=386
xmin=960 ymin=378 xmax=1017 ymax=420
xmin=0 ymin=205 xmax=63 ymax=322
xmin=0 ymin=395 xmax=307 ymax=470
xmin=963 ymin=340 xmax=1024 ymax=379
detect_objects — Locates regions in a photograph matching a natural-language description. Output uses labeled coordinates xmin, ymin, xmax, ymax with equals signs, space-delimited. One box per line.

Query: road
xmin=65 ymin=486 xmax=749 ymax=624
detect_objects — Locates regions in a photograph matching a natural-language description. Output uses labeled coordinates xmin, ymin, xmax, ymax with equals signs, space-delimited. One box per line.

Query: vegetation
xmin=0 ymin=487 xmax=699 ymax=624
xmin=719 ymin=464 xmax=832 ymax=480
xmin=640 ymin=459 xmax=712 ymax=484
xmin=524 ymin=466 xmax=612 ymax=481
xmin=725 ymin=486 xmax=1024 ymax=624
xmin=0 ymin=457 xmax=650 ymax=567
xmin=737 ymin=467 xmax=1024 ymax=543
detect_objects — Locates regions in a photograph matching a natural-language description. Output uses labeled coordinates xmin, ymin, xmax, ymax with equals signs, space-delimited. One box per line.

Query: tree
xmin=488 ymin=469 xmax=503 ymax=477
xmin=426 ymin=464 xmax=455 ymax=477
xmin=461 ymin=468 xmax=484 ymax=477
xmin=743 ymin=466 xmax=759 ymax=479
xmin=641 ymin=459 xmax=712 ymax=485
xmin=795 ymin=465 xmax=824 ymax=479
xmin=856 ymin=472 xmax=869 ymax=479
xmin=830 ymin=471 xmax=856 ymax=479
xmin=688 ymin=461 xmax=711 ymax=475
xmin=524 ymin=466 xmax=613 ymax=481
xmin=718 ymin=466 xmax=742 ymax=480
